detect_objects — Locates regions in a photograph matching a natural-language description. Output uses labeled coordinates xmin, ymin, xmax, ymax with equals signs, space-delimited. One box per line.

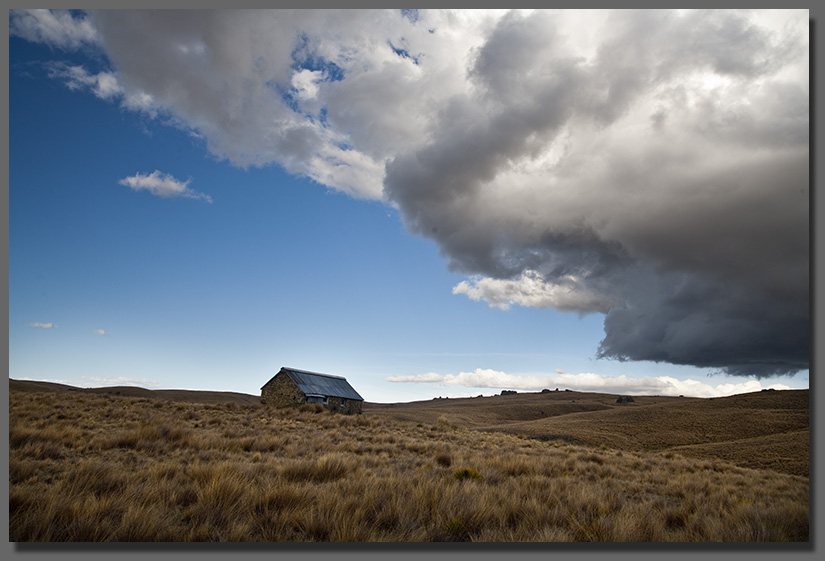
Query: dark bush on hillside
xmin=453 ymin=468 xmax=481 ymax=481
xmin=436 ymin=454 xmax=452 ymax=467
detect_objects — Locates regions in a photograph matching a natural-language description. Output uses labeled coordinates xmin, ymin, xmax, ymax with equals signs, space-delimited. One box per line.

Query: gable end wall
xmin=261 ymin=373 xmax=306 ymax=407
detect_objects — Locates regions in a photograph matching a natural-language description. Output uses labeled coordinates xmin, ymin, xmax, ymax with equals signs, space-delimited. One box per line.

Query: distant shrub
xmin=436 ymin=454 xmax=452 ymax=467
xmin=453 ymin=468 xmax=481 ymax=481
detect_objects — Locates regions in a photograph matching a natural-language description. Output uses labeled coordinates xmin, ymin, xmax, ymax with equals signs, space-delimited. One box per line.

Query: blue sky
xmin=8 ymin=10 xmax=810 ymax=402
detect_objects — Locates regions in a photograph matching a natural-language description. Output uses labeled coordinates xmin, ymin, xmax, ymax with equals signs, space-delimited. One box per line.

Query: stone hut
xmin=261 ymin=367 xmax=364 ymax=414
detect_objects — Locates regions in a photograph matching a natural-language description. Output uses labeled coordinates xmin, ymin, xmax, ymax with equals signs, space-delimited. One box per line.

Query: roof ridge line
xmin=282 ymin=366 xmax=346 ymax=380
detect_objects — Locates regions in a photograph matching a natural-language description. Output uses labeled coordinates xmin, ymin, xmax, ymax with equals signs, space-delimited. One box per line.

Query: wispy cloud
xmin=9 ymin=9 xmax=99 ymax=50
xmin=45 ymin=62 xmax=157 ymax=114
xmin=47 ymin=63 xmax=120 ymax=99
xmin=27 ymin=322 xmax=57 ymax=329
xmin=118 ymin=170 xmax=212 ymax=203
xmin=94 ymin=329 xmax=107 ymax=336
xmin=386 ymin=368 xmax=791 ymax=398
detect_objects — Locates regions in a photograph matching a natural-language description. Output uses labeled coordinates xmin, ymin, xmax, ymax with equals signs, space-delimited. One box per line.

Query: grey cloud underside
xmin=384 ymin=10 xmax=809 ymax=377
xmin=22 ymin=9 xmax=807 ymax=377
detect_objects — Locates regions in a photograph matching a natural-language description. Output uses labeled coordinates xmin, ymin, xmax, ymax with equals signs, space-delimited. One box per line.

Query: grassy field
xmin=366 ymin=388 xmax=809 ymax=477
xmin=8 ymin=380 xmax=809 ymax=542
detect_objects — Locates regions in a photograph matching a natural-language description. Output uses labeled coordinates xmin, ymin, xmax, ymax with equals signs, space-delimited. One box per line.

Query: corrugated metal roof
xmin=280 ymin=367 xmax=364 ymax=401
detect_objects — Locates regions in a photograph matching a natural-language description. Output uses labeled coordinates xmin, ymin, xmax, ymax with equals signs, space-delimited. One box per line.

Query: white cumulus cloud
xmin=27 ymin=322 xmax=57 ymax=328
xmin=118 ymin=170 xmax=212 ymax=203
xmin=452 ymin=270 xmax=617 ymax=314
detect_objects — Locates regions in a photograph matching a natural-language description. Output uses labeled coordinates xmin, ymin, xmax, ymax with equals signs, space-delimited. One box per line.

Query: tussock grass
xmin=366 ymin=389 xmax=809 ymax=476
xmin=9 ymin=388 xmax=809 ymax=542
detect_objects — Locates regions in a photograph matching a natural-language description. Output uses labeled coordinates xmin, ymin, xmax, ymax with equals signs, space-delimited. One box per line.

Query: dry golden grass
xmin=8 ymin=383 xmax=809 ymax=542
xmin=366 ymin=389 xmax=809 ymax=477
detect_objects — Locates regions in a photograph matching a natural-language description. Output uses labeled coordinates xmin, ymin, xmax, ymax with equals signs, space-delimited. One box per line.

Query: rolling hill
xmin=9 ymin=379 xmax=808 ymax=476
xmin=365 ymin=389 xmax=809 ymax=477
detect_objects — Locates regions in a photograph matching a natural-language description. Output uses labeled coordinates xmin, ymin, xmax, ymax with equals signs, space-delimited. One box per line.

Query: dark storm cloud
xmin=384 ymin=10 xmax=809 ymax=377
xmin=597 ymin=267 xmax=809 ymax=377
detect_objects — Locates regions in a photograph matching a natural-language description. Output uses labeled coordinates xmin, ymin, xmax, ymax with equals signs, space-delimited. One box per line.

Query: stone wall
xmin=261 ymin=372 xmax=305 ymax=407
xmin=326 ymin=396 xmax=363 ymax=415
